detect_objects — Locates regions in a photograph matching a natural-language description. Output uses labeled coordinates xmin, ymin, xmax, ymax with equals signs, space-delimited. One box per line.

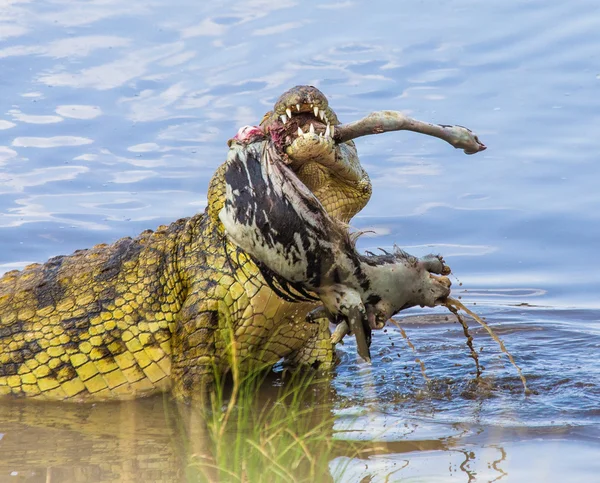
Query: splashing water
xmin=444 ymin=297 xmax=531 ymax=395
xmin=389 ymin=319 xmax=431 ymax=383
xmin=445 ymin=303 xmax=483 ymax=377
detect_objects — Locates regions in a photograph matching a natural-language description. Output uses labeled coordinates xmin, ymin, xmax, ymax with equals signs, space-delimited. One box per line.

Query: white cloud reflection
xmin=12 ymin=136 xmax=93 ymax=148
xmin=38 ymin=42 xmax=186 ymax=90
xmin=0 ymin=120 xmax=16 ymax=130
xmin=317 ymin=1 xmax=354 ymax=9
xmin=21 ymin=92 xmax=43 ymax=98
xmin=157 ymin=123 xmax=221 ymax=143
xmin=407 ymin=68 xmax=460 ymax=84
xmin=118 ymin=82 xmax=190 ymax=122
xmin=0 ymin=146 xmax=18 ymax=163
xmin=0 ymin=190 xmax=206 ymax=229
xmin=232 ymin=0 xmax=297 ymax=20
xmin=9 ymin=109 xmax=63 ymax=124
xmin=127 ymin=143 xmax=160 ymax=153
xmin=36 ymin=0 xmax=149 ymax=28
xmin=110 ymin=170 xmax=158 ymax=184
xmin=0 ymin=36 xmax=131 ymax=59
xmin=252 ymin=22 xmax=305 ymax=36
xmin=0 ymin=24 xmax=28 ymax=41
xmin=181 ymin=18 xmax=228 ymax=38
xmin=55 ymin=105 xmax=102 ymax=119
xmin=72 ymin=147 xmax=207 ymax=169
xmin=158 ymin=51 xmax=196 ymax=67
xmin=0 ymin=166 xmax=89 ymax=193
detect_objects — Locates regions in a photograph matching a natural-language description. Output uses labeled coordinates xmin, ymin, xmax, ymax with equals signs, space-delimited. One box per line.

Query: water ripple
xmin=0 ymin=0 xmax=599 ymax=479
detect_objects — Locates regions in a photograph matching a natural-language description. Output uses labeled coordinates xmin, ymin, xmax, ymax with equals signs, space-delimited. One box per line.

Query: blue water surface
xmin=1 ymin=1 xmax=599 ymax=481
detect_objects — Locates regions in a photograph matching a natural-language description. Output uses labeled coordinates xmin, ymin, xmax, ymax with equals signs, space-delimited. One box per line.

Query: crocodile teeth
xmin=280 ymin=114 xmax=288 ymax=124
xmin=330 ymin=125 xmax=334 ymax=138
xmin=309 ymin=123 xmax=315 ymax=134
xmin=296 ymin=104 xmax=301 ymax=112
xmin=325 ymin=124 xmax=330 ymax=137
xmin=297 ymin=127 xmax=303 ymax=136
xmin=319 ymin=110 xmax=325 ymax=121
xmin=286 ymin=107 xmax=292 ymax=118
xmin=313 ymin=106 xmax=319 ymax=117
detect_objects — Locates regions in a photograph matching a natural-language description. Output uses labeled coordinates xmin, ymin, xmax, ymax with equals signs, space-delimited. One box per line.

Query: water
xmin=1 ymin=0 xmax=599 ymax=481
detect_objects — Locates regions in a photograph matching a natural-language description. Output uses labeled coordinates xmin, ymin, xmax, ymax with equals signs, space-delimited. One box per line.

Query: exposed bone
xmin=331 ymin=321 xmax=350 ymax=344
xmin=348 ymin=306 xmax=371 ymax=362
xmin=286 ymin=108 xmax=292 ymax=118
xmin=333 ymin=110 xmax=486 ymax=155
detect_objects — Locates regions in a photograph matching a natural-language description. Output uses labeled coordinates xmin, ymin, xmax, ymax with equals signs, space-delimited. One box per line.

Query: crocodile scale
xmin=0 ymin=86 xmax=372 ymax=401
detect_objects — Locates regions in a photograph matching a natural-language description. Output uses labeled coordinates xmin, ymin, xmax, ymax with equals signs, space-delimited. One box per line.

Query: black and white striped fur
xmin=219 ymin=136 xmax=451 ymax=361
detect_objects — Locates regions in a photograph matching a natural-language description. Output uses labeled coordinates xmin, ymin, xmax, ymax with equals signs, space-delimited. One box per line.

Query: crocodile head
xmin=260 ymin=85 xmax=341 ymax=163
xmin=227 ymin=85 xmax=371 ymax=224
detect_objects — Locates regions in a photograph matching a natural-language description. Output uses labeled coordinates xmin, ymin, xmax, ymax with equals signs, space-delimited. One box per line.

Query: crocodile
xmin=0 ymin=86 xmax=373 ymax=401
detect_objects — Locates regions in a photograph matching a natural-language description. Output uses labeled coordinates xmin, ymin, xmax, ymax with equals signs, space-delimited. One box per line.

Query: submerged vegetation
xmin=181 ymin=368 xmax=357 ymax=483
xmin=174 ymin=328 xmax=358 ymax=483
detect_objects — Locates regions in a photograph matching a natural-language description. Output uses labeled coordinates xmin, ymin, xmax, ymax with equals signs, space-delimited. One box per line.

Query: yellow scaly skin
xmin=0 ymin=86 xmax=372 ymax=401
